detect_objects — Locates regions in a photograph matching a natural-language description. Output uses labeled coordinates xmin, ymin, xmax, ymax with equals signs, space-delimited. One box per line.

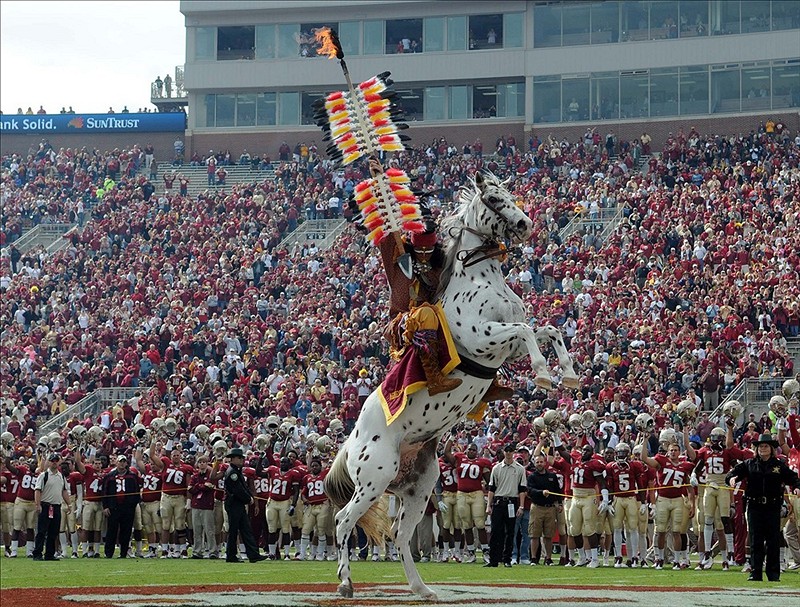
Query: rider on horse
xmin=371 ymin=158 xmax=512 ymax=401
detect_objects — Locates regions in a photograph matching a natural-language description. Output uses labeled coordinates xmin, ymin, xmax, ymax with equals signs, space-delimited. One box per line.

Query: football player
xmin=568 ymin=444 xmax=608 ymax=568
xmin=605 ymin=442 xmax=647 ymax=567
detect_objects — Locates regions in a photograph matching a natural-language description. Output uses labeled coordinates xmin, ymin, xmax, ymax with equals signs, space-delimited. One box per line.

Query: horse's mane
xmin=436 ymin=174 xmax=481 ymax=299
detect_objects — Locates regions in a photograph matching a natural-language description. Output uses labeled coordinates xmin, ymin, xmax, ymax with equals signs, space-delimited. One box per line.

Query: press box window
xmin=217 ymin=26 xmax=255 ymax=60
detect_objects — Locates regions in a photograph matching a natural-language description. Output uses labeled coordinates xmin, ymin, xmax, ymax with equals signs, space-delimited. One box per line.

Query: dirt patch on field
xmin=2 ymin=583 xmax=799 ymax=607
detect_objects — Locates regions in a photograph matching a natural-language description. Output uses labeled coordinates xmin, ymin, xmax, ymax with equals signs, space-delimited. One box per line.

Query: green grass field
xmin=1 ymin=557 xmax=798 ymax=590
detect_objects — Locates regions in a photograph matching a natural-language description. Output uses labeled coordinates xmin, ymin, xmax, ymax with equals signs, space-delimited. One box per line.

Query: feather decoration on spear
xmin=313 ymin=27 xmax=420 ymax=276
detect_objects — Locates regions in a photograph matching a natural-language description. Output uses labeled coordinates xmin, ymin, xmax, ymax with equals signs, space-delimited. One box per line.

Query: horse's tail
xmin=324 ymin=445 xmax=391 ymax=547
xmin=323 ymin=446 xmax=355 ymax=509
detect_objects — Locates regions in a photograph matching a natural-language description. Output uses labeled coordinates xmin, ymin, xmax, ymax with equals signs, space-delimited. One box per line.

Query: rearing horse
xmin=325 ymin=172 xmax=578 ymax=599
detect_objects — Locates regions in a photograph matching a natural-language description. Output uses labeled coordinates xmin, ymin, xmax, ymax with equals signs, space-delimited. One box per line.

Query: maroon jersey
xmin=653 ymin=454 xmax=695 ymax=498
xmin=605 ymin=460 xmax=646 ymax=499
xmin=453 ymin=453 xmax=492 ymax=493
xmin=67 ymin=471 xmax=83 ymax=497
xmin=141 ymin=464 xmax=162 ymax=503
xmin=571 ymin=457 xmax=606 ymax=490
xmin=265 ymin=466 xmax=300 ymax=502
xmin=82 ymin=468 xmax=104 ymax=502
xmin=159 ymin=457 xmax=193 ymax=495
xmin=696 ymin=445 xmax=751 ymax=478
xmin=550 ymin=456 xmax=571 ymax=496
xmin=301 ymin=469 xmax=329 ymax=505
xmin=439 ymin=459 xmax=458 ymax=493
xmin=1 ymin=470 xmax=17 ymax=503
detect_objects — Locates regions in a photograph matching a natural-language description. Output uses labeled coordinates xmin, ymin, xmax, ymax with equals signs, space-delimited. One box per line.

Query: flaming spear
xmin=314 ymin=27 xmax=418 ymax=277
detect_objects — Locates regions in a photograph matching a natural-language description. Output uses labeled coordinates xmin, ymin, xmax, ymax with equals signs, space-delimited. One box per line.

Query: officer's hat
xmin=753 ymin=433 xmax=778 ymax=448
xmin=227 ymin=447 xmax=246 ymax=459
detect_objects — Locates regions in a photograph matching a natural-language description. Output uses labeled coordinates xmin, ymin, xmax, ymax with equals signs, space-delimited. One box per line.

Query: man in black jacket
xmin=223 ymin=448 xmax=266 ymax=563
xmin=101 ymin=455 xmax=141 ymax=558
xmin=727 ymin=433 xmax=800 ymax=582
xmin=527 ymin=454 xmax=562 ymax=565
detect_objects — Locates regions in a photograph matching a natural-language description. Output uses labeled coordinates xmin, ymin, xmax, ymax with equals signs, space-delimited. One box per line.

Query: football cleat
xmin=160 ymin=550 xmax=169 ymax=559
xmin=587 ymin=559 xmax=600 ymax=568
xmin=464 ymin=551 xmax=476 ymax=564
xmin=722 ymin=561 xmax=730 ymax=571
xmin=614 ymin=557 xmax=624 ymax=568
xmin=654 ymin=559 xmax=664 ymax=570
xmin=71 ymin=553 xmax=78 ymax=559
xmin=742 ymin=562 xmax=752 ymax=573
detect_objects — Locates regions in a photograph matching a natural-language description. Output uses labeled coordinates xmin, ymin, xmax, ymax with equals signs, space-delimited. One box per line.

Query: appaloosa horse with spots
xmin=325 ymin=172 xmax=579 ymax=599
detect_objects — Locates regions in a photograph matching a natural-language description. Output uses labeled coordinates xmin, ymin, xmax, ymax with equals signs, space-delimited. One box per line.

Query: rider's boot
xmin=481 ymin=378 xmax=514 ymax=403
xmin=417 ymin=334 xmax=462 ymax=396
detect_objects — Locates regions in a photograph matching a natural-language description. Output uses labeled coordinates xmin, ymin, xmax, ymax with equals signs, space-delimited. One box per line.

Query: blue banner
xmin=0 ymin=112 xmax=185 ymax=134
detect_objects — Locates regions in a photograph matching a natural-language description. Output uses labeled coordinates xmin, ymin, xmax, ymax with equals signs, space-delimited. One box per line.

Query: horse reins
xmin=452 ymin=225 xmax=509 ymax=268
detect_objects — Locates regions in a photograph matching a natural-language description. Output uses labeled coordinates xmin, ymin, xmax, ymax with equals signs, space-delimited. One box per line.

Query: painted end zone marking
xmin=2 ymin=583 xmax=798 ymax=607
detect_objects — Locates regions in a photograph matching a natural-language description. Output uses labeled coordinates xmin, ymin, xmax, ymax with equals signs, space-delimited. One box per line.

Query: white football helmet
xmin=635 ymin=412 xmax=654 ymax=433
xmin=769 ymin=395 xmax=788 ymax=418
xmin=46 ymin=431 xmax=62 ymax=450
xmin=615 ymin=442 xmax=631 ymax=462
xmin=164 ymin=417 xmax=178 ymax=437
xmin=543 ymin=409 xmax=561 ymax=431
xmin=709 ymin=426 xmax=726 ymax=446
xmin=316 ymin=435 xmax=334 ymax=453
xmin=782 ymin=378 xmax=799 ymax=401
xmin=208 ymin=431 xmax=223 ymax=446
xmin=0 ymin=431 xmax=14 ymax=448
xmin=568 ymin=413 xmax=583 ymax=433
xmin=265 ymin=415 xmax=281 ymax=433
xmin=676 ymin=399 xmax=698 ymax=423
xmin=213 ymin=440 xmax=228 ymax=459
xmin=194 ymin=424 xmax=210 ymax=441
xmin=327 ymin=419 xmax=345 ymax=439
xmin=86 ymin=425 xmax=105 ymax=445
xmin=581 ymin=409 xmax=597 ymax=431
xmin=658 ymin=428 xmax=677 ymax=446
xmin=532 ymin=416 xmax=546 ymax=434
xmin=279 ymin=421 xmax=294 ymax=437
xmin=722 ymin=400 xmax=742 ymax=424
xmin=68 ymin=425 xmax=87 ymax=444
xmin=254 ymin=434 xmax=271 ymax=451
xmin=150 ymin=418 xmax=166 ymax=435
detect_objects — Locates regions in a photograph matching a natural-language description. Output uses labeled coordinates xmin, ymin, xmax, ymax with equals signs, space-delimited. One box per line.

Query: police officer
xmin=727 ymin=433 xmax=800 ymax=582
xmin=224 ymin=448 xmax=266 ymax=563
xmin=101 ymin=454 xmax=141 ymax=558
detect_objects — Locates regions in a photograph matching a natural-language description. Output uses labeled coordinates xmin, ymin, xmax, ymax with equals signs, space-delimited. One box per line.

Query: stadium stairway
xmin=151 ymin=163 xmax=276 ymax=197
xmin=12 ymin=222 xmax=75 ymax=255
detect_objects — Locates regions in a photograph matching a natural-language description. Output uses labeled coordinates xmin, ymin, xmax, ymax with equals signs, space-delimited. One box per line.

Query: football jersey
xmin=82 ymin=468 xmax=104 ymax=502
xmin=141 ymin=464 xmax=162 ymax=503
xmin=265 ymin=466 xmax=300 ymax=502
xmin=696 ymin=445 xmax=751 ymax=480
xmin=439 ymin=459 xmax=458 ymax=493
xmin=550 ymin=456 xmax=571 ymax=496
xmin=788 ymin=448 xmax=800 ymax=476
xmin=571 ymin=457 xmax=606 ymax=490
xmin=453 ymin=453 xmax=492 ymax=493
xmin=249 ymin=466 xmax=271 ymax=503
xmin=67 ymin=471 xmax=83 ymax=497
xmin=0 ymin=470 xmax=17 ymax=503
xmin=653 ymin=454 xmax=695 ymax=498
xmin=605 ymin=460 xmax=646 ymax=499
xmin=159 ymin=457 xmax=194 ymax=495
xmin=301 ymin=469 xmax=329 ymax=505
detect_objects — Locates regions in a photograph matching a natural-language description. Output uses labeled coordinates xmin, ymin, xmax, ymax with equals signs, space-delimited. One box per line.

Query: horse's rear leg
xmin=335 ymin=451 xmax=398 ymax=597
xmin=393 ymin=452 xmax=440 ymax=599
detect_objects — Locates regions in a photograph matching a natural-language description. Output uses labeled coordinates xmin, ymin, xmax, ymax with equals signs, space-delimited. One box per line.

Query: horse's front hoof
xmin=420 ymin=589 xmax=439 ymax=601
xmin=338 ymin=582 xmax=354 ymax=598
xmin=561 ymin=375 xmax=580 ymax=389
xmin=534 ymin=376 xmax=552 ymax=390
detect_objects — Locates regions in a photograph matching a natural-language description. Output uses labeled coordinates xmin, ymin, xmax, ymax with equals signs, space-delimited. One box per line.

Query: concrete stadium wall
xmin=0 ymin=132 xmax=180 ymax=159
xmin=186 ymin=110 xmax=799 ymax=161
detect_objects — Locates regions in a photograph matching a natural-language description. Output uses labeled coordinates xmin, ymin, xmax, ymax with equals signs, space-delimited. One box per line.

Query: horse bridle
xmin=451 ymin=188 xmax=522 ymax=268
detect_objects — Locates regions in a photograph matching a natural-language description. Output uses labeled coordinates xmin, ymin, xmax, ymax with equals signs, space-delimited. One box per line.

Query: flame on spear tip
xmin=315 ymin=27 xmax=344 ymax=60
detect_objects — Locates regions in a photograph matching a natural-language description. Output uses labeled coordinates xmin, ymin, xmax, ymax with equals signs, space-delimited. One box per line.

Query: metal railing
xmin=560 ymin=205 xmax=622 ymax=243
xmin=710 ymin=376 xmax=787 ymax=424
xmin=11 ymin=223 xmax=75 ymax=254
xmin=37 ymin=387 xmax=141 ymax=435
xmin=280 ymin=218 xmax=346 ymax=253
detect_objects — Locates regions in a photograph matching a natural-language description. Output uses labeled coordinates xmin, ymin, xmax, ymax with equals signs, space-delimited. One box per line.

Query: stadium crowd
xmin=1 ymin=122 xmax=800 ymax=574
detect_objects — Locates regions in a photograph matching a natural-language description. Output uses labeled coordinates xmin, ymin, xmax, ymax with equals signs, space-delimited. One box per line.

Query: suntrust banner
xmin=0 ymin=112 xmax=185 ymax=134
